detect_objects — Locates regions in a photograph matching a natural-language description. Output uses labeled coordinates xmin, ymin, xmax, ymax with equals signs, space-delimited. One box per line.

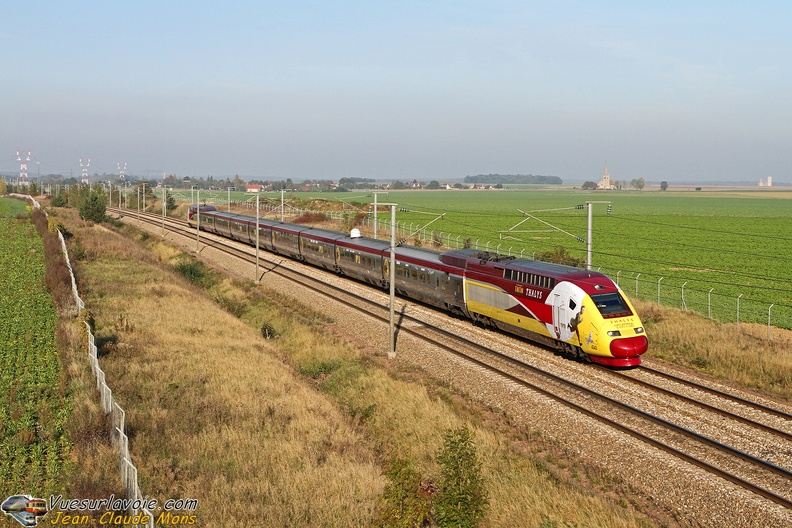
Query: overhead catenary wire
xmin=386 ymin=202 xmax=792 ymax=292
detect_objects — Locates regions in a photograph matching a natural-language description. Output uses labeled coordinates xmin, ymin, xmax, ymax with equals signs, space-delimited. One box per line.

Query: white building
xmin=597 ymin=161 xmax=616 ymax=190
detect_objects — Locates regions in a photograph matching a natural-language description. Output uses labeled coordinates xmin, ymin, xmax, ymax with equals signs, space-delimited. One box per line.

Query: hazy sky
xmin=3 ymin=1 xmax=791 ymax=183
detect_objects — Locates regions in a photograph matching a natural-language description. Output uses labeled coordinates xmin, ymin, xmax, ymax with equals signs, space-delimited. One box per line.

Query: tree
xmin=78 ymin=190 xmax=107 ymax=223
xmin=660 ymin=181 xmax=669 ymax=191
xmin=166 ymin=191 xmax=177 ymax=212
xmin=0 ymin=179 xmax=6 ymax=195
xmin=427 ymin=180 xmax=441 ymax=189
xmin=581 ymin=181 xmax=598 ymax=190
xmin=630 ymin=177 xmax=645 ymax=190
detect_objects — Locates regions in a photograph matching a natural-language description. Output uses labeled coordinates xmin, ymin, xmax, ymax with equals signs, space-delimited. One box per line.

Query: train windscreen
xmin=590 ymin=292 xmax=631 ymax=317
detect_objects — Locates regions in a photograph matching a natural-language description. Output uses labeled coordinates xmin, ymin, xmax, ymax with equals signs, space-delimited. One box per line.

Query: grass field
xmin=379 ymin=189 xmax=792 ymax=328
xmin=170 ymin=187 xmax=792 ymax=328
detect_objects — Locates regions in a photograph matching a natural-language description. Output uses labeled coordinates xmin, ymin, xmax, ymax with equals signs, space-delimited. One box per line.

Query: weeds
xmin=173 ymin=258 xmax=214 ymax=287
xmin=260 ymin=321 xmax=280 ymax=340
xmin=377 ymin=457 xmax=434 ymax=527
xmin=300 ymin=359 xmax=342 ymax=379
xmin=213 ymin=293 xmax=246 ymax=318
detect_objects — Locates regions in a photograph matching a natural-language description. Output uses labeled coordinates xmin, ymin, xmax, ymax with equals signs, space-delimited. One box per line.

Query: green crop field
xmin=170 ymin=187 xmax=792 ymax=328
xmin=0 ymin=197 xmax=69 ymax=498
xmin=376 ymin=189 xmax=792 ymax=328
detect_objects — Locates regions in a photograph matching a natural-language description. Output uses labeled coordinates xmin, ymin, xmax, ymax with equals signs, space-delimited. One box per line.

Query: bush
xmin=78 ymin=191 xmax=106 ymax=223
xmin=535 ymin=246 xmax=585 ymax=268
xmin=293 ymin=212 xmax=329 ymax=224
xmin=377 ymin=457 xmax=434 ymax=528
xmin=47 ymin=216 xmax=65 ymax=233
xmin=173 ymin=258 xmax=213 ymax=287
xmin=435 ymin=426 xmax=488 ymax=528
xmin=50 ymin=194 xmax=66 ymax=207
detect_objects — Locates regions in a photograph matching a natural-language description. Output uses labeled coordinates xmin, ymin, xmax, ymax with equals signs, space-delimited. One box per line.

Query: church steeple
xmin=597 ymin=161 xmax=614 ymax=189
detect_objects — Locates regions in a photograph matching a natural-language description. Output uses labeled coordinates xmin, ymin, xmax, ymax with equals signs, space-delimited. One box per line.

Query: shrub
xmin=435 ymin=425 xmax=488 ymax=528
xmin=78 ymin=191 xmax=106 ymax=223
xmin=173 ymin=258 xmax=213 ymax=287
xmin=377 ymin=457 xmax=434 ymax=528
xmin=535 ymin=246 xmax=585 ymax=268
xmin=50 ymin=194 xmax=66 ymax=207
xmin=293 ymin=212 xmax=329 ymax=224
xmin=48 ymin=216 xmax=65 ymax=233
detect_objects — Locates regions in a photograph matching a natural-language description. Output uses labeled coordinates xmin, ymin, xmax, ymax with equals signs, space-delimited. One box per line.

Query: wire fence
xmin=366 ymin=214 xmax=792 ymax=334
xmin=16 ymin=194 xmax=154 ymax=526
xmin=216 ymin=203 xmax=792 ymax=333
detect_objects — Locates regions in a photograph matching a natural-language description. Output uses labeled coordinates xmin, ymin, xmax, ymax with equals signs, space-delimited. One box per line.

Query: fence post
xmin=737 ymin=293 xmax=743 ymax=326
xmin=768 ymin=304 xmax=774 ymax=340
xmin=635 ymin=273 xmax=641 ymax=298
xmin=681 ymin=281 xmax=687 ymax=309
xmin=708 ymin=289 xmax=714 ymax=319
xmin=616 ymin=270 xmax=621 ymax=286
xmin=657 ymin=277 xmax=663 ymax=304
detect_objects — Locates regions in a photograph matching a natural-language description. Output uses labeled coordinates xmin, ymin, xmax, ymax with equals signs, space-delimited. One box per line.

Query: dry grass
xmin=68 ymin=215 xmax=384 ymax=527
xmin=57 ymin=321 xmax=126 ymax=501
xmin=635 ymin=300 xmax=792 ymax=399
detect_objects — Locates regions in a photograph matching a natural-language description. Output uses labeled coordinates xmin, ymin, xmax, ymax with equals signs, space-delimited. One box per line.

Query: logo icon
xmin=2 ymin=495 xmax=48 ymax=527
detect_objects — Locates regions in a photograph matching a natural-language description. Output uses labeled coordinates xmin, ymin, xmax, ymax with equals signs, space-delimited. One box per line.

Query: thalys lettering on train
xmin=188 ymin=205 xmax=648 ymax=367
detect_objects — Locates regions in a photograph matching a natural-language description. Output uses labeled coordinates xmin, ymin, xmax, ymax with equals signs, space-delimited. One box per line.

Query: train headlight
xmin=634 ymin=327 xmax=645 ymax=334
xmin=607 ymin=330 xmax=621 ymax=337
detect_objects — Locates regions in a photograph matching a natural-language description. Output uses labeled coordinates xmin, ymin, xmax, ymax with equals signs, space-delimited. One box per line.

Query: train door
xmin=548 ymin=281 xmax=586 ymax=343
xmin=552 ymin=294 xmax=565 ymax=340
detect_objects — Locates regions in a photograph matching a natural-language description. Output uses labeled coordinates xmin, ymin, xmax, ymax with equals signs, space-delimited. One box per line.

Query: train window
xmin=569 ymin=299 xmax=576 ymax=310
xmin=591 ymin=292 xmax=631 ymax=316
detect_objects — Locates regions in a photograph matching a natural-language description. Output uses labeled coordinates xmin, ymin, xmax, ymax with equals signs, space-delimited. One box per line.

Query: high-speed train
xmin=188 ymin=205 xmax=648 ymax=367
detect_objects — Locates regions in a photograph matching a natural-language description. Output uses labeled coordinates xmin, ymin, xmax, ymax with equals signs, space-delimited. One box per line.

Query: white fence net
xmin=17 ymin=194 xmax=153 ymax=526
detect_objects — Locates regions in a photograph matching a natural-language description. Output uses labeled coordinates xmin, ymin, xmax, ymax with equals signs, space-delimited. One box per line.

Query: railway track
xmin=112 ymin=208 xmax=792 ymax=510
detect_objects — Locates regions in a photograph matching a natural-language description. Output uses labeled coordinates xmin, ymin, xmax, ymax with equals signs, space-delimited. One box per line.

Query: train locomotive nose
xmin=610 ymin=335 xmax=649 ymax=357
